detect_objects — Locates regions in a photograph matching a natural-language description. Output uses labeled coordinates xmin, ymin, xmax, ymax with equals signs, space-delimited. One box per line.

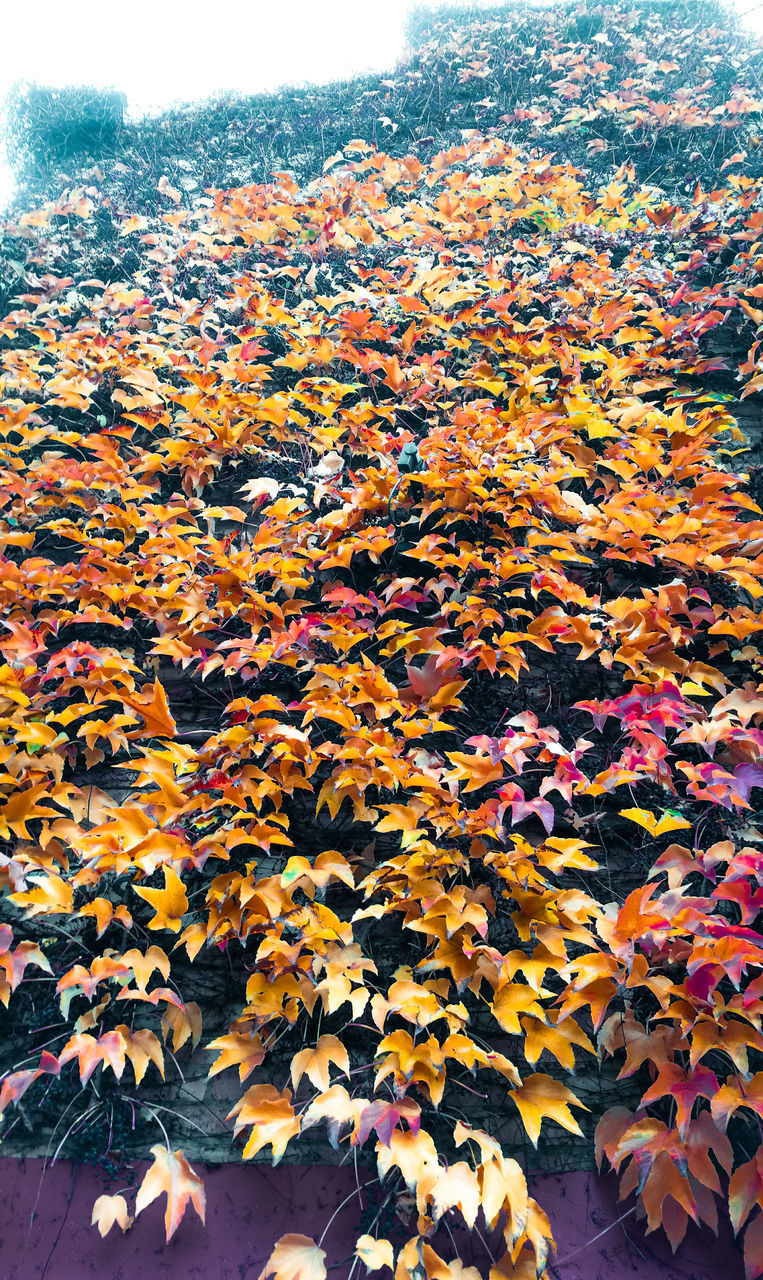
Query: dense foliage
xmin=2 ymin=1 xmax=763 ymax=1277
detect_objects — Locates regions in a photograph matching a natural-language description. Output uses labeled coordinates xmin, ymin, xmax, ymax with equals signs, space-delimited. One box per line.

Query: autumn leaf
xmin=291 ymin=1034 xmax=349 ymax=1091
xmin=730 ymin=1153 xmax=763 ymax=1236
xmin=161 ymin=1001 xmax=203 ymax=1052
xmin=520 ymin=1013 xmax=595 ymax=1071
xmin=619 ymin=807 xmax=693 ymax=838
xmin=91 ymin=1193 xmax=133 ymax=1237
xmin=239 ymin=477 xmax=280 ymax=505
xmin=301 ymin=1085 xmax=366 ymax=1149
xmin=134 ymin=1145 xmax=206 ymax=1241
xmin=743 ymin=1214 xmax=763 ymax=1280
xmin=508 ymin=1074 xmax=589 ymax=1146
xmin=639 ymin=1063 xmax=719 ymax=1137
xmin=417 ymin=1160 xmax=481 ymax=1227
xmin=445 ymin=750 xmax=504 ymax=792
xmin=489 ymin=1247 xmax=543 ymax=1279
xmin=157 ymin=175 xmax=182 ymax=203
xmin=258 ymin=1235 xmax=327 ymax=1280
xmin=711 ymin=1073 xmax=763 ymax=1131
xmin=58 ymin=1031 xmax=125 ymax=1085
xmin=79 ymin=898 xmax=133 ymax=936
xmin=121 ymin=946 xmax=171 ymax=990
xmin=10 ymin=874 xmax=73 ymax=918
xmin=115 ymin=1025 xmax=165 ymax=1086
xmin=482 ymin=1155 xmax=528 ymax=1241
xmin=227 ymin=1084 xmax=301 ymax=1162
xmin=492 ymin=983 xmax=547 ymax=1036
xmin=0 ymin=785 xmax=65 ymax=840
xmin=122 ymin=680 xmax=177 ymax=739
xmin=280 ymin=850 xmax=355 ymax=895
xmin=133 ymin=866 xmax=189 ymax=932
xmin=353 ymin=1097 xmax=422 ymax=1147
xmin=206 ymin=1031 xmax=265 ymax=1082
xmin=376 ymin=1127 xmax=439 ymax=1189
xmin=0 ymin=934 xmax=51 ymax=1003
xmin=594 ymin=1107 xmax=642 ymax=1172
xmin=355 ymin=1235 xmax=394 ymax=1273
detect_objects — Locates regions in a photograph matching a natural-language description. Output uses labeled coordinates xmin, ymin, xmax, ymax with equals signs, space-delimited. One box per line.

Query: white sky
xmin=1 ymin=0 xmax=763 ymax=212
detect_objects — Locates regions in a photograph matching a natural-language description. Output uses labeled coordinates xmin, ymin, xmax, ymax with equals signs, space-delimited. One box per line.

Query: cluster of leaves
xmin=2 ymin=3 xmax=763 ymax=1279
xmin=404 ymin=0 xmax=763 ymax=199
xmin=3 ymin=0 xmax=762 ymax=240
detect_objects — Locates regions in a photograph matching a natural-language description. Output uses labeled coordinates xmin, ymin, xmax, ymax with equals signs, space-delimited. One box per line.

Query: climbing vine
xmin=3 ymin=2 xmax=763 ymax=1276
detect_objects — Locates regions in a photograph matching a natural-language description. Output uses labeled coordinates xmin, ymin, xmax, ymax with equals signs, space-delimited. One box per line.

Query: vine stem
xmin=123 ymin=1096 xmax=208 ymax=1138
xmin=387 ymin=476 xmax=404 ymax=525
xmin=134 ymin=1101 xmax=171 ymax=1151
xmin=40 ymin=1163 xmax=79 ymax=1280
xmin=549 ymin=1205 xmax=637 ymax=1272
xmin=50 ymin=1102 xmax=104 ymax=1166
xmin=317 ymin=1177 xmax=379 ymax=1250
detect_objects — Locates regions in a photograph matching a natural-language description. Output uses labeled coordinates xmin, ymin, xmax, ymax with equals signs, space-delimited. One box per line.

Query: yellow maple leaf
xmin=355 ymin=1235 xmax=394 ymax=1273
xmin=10 ymin=874 xmax=73 ymax=918
xmin=133 ymin=867 xmax=188 ymax=932
xmin=619 ymin=807 xmax=693 ymax=838
xmin=291 ymin=1034 xmax=349 ymax=1091
xmin=509 ymin=1073 xmax=588 ymax=1146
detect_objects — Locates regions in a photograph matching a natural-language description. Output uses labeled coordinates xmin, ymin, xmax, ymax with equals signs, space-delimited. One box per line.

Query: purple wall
xmin=0 ymin=1159 xmax=741 ymax=1279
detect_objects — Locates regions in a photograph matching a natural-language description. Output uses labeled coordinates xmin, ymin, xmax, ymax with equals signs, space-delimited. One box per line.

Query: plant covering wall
xmin=2 ymin=0 xmax=763 ymax=1276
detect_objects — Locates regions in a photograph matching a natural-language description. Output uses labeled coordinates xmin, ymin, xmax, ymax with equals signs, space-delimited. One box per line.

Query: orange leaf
xmin=416 ymin=1160 xmax=481 ymax=1227
xmin=161 ymin=1001 xmax=203 ymax=1052
xmin=227 ymin=1084 xmax=300 ymax=1162
xmin=134 ymin=1144 xmax=206 ymax=1242
xmin=58 ymin=1030 xmax=126 ymax=1084
xmin=492 ymin=983 xmax=546 ymax=1036
xmin=0 ymin=785 xmax=64 ymax=839
xmin=206 ymin=1031 xmax=265 ymax=1082
xmin=520 ymin=1013 xmax=595 ymax=1071
xmin=79 ymin=898 xmax=132 ymax=937
xmin=376 ymin=1127 xmax=439 ymax=1189
xmin=302 ymin=1085 xmax=367 ymax=1149
xmin=121 ymin=945 xmax=171 ymax=990
xmin=730 ymin=1153 xmax=763 ymax=1235
xmin=641 ymin=1063 xmax=718 ymax=1137
xmin=157 ymin=176 xmax=182 ymax=203
xmin=712 ymin=1073 xmax=763 ymax=1131
xmin=115 ymin=1025 xmax=165 ymax=1086
xmin=123 ymin=680 xmax=177 ymax=739
xmin=640 ymin=1150 xmax=698 ymax=1238
xmin=280 ymin=850 xmax=355 ymax=895
xmin=445 ymin=751 xmax=504 ymax=792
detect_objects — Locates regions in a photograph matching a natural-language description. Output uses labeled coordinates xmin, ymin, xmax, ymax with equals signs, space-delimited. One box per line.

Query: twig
xmin=318 ymin=1178 xmax=379 ymax=1250
xmin=548 ymin=1205 xmax=637 ymax=1272
xmin=40 ymin=1162 xmax=79 ymax=1280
